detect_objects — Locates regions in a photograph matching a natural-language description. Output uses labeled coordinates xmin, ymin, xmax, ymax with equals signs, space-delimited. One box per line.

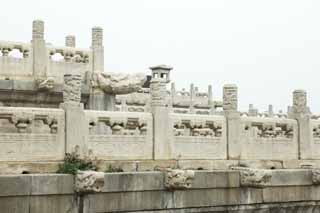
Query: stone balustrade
xmin=84 ymin=110 xmax=153 ymax=160
xmin=0 ymin=107 xmax=65 ymax=161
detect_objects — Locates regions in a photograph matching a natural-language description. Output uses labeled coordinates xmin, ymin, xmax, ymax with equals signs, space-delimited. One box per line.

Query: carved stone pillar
xmin=223 ymin=84 xmax=241 ymax=160
xmin=32 ymin=20 xmax=48 ymax=79
xmin=91 ymin=26 xmax=104 ymax=73
xmin=60 ymin=74 xmax=88 ymax=158
xmin=150 ymin=65 xmax=173 ymax=159
xmin=65 ymin=35 xmax=76 ymax=47
xmin=289 ymin=89 xmax=312 ymax=159
xmin=88 ymin=27 xmax=110 ymax=110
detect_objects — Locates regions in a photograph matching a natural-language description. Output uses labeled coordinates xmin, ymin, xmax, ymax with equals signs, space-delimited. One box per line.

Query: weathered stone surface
xmin=31 ymin=174 xmax=74 ymax=195
xmin=92 ymin=72 xmax=146 ymax=94
xmin=240 ymin=168 xmax=272 ymax=188
xmin=137 ymin=160 xmax=177 ymax=171
xmin=0 ymin=175 xmax=31 ymax=196
xmin=192 ymin=171 xmax=240 ymax=189
xmin=312 ymin=169 xmax=320 ymax=185
xmin=164 ymin=169 xmax=195 ymax=190
xmin=30 ymin=195 xmax=77 ymax=213
xmin=75 ymin=171 xmax=105 ymax=193
xmin=271 ymin=169 xmax=312 ymax=186
xmin=0 ymin=197 xmax=29 ymax=213
xmin=103 ymin=172 xmax=164 ymax=192
xmin=84 ymin=191 xmax=174 ymax=213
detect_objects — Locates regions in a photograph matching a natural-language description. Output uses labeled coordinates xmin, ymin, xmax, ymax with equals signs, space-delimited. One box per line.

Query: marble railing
xmin=169 ymin=113 xmax=227 ymax=159
xmin=0 ymin=41 xmax=33 ymax=79
xmin=84 ymin=110 xmax=153 ymax=160
xmin=239 ymin=117 xmax=298 ymax=160
xmin=0 ymin=107 xmax=65 ymax=161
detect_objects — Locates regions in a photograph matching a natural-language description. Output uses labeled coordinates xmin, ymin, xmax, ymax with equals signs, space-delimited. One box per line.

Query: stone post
xmin=60 ymin=74 xmax=88 ymax=158
xmin=91 ymin=26 xmax=104 ymax=72
xmin=289 ymin=90 xmax=312 ymax=159
xmin=150 ymin=65 xmax=173 ymax=159
xmin=223 ymin=84 xmax=241 ymax=160
xmin=32 ymin=20 xmax=48 ymax=79
xmin=189 ymin=84 xmax=195 ymax=114
xmin=208 ymin=85 xmax=215 ymax=115
xmin=65 ymin=35 xmax=76 ymax=47
xmin=268 ymin=104 xmax=274 ymax=117
xmin=88 ymin=27 xmax=114 ymax=110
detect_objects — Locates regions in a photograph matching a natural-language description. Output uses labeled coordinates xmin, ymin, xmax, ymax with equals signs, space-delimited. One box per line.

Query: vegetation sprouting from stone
xmin=57 ymin=153 xmax=97 ymax=175
xmin=105 ymin=165 xmax=124 ymax=173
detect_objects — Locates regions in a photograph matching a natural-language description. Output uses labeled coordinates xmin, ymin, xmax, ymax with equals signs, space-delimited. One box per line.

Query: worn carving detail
xmin=165 ymin=169 xmax=195 ymax=190
xmin=75 ymin=171 xmax=105 ymax=193
xmin=312 ymin=169 xmax=320 ymax=185
xmin=63 ymin=74 xmax=82 ymax=103
xmin=244 ymin=122 xmax=294 ymax=139
xmin=91 ymin=72 xmax=146 ymax=95
xmin=88 ymin=116 xmax=147 ymax=136
xmin=92 ymin=27 xmax=103 ymax=47
xmin=223 ymin=84 xmax=238 ymax=111
xmin=150 ymin=80 xmax=167 ymax=106
xmin=173 ymin=120 xmax=222 ymax=137
xmin=292 ymin=90 xmax=308 ymax=114
xmin=32 ymin=20 xmax=44 ymax=39
xmin=36 ymin=77 xmax=55 ymax=90
xmin=313 ymin=124 xmax=320 ymax=139
xmin=240 ymin=169 xmax=272 ymax=187
xmin=11 ymin=112 xmax=34 ymax=133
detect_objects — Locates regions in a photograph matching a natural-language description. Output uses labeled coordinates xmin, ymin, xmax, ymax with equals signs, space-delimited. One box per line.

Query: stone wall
xmin=2 ymin=170 xmax=320 ymax=212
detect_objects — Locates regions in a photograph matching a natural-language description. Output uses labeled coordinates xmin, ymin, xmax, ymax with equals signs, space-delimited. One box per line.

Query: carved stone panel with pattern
xmin=170 ymin=113 xmax=227 ymax=160
xmin=0 ymin=107 xmax=65 ymax=161
xmin=85 ymin=110 xmax=153 ymax=160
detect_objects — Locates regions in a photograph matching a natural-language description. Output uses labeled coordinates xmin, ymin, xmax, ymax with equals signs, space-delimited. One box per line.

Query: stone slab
xmin=0 ymin=197 xmax=29 ymax=213
xmin=30 ymin=195 xmax=77 ymax=213
xmin=173 ymin=188 xmax=263 ymax=208
xmin=102 ymin=172 xmax=164 ymax=192
xmin=84 ymin=191 xmax=173 ymax=213
xmin=192 ymin=170 xmax=240 ymax=189
xmin=0 ymin=175 xmax=31 ymax=196
xmin=31 ymin=174 xmax=74 ymax=195
xmin=270 ymin=169 xmax=313 ymax=186
xmin=0 ymin=80 xmax=13 ymax=90
xmin=137 ymin=160 xmax=177 ymax=171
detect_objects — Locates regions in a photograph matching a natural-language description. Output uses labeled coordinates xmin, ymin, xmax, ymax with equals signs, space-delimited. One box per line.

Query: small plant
xmin=105 ymin=165 xmax=124 ymax=173
xmin=57 ymin=153 xmax=97 ymax=175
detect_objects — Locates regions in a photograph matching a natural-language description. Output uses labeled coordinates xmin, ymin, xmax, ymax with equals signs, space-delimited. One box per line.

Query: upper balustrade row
xmin=0 ymin=20 xmax=103 ymax=83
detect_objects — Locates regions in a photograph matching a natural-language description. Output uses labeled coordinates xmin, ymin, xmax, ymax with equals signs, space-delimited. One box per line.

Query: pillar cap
xmin=149 ymin=65 xmax=173 ymax=71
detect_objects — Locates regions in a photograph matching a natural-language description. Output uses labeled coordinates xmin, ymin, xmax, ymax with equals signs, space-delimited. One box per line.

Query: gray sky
xmin=1 ymin=0 xmax=319 ymax=113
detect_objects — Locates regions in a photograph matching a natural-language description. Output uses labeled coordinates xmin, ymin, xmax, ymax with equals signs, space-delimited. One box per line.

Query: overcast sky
xmin=1 ymin=0 xmax=319 ymax=113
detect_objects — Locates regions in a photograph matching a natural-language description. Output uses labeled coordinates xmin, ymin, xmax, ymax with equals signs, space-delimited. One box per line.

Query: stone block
xmin=0 ymin=197 xmax=29 ymax=213
xmin=102 ymin=172 xmax=164 ymax=192
xmin=173 ymin=188 xmax=262 ymax=208
xmin=0 ymin=162 xmax=60 ymax=175
xmin=137 ymin=160 xmax=177 ymax=171
xmin=97 ymin=160 xmax=138 ymax=172
xmin=270 ymin=169 xmax=313 ymax=186
xmin=177 ymin=160 xmax=213 ymax=170
xmin=192 ymin=171 xmax=240 ymax=189
xmin=84 ymin=191 xmax=173 ymax=212
xmin=212 ymin=160 xmax=239 ymax=170
xmin=262 ymin=186 xmax=316 ymax=203
xmin=283 ymin=160 xmax=320 ymax=169
xmin=0 ymin=175 xmax=31 ymax=196
xmin=30 ymin=195 xmax=77 ymax=213
xmin=13 ymin=80 xmax=36 ymax=91
xmin=0 ymin=80 xmax=13 ymax=90
xmin=31 ymin=174 xmax=74 ymax=195
xmin=239 ymin=160 xmax=283 ymax=169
